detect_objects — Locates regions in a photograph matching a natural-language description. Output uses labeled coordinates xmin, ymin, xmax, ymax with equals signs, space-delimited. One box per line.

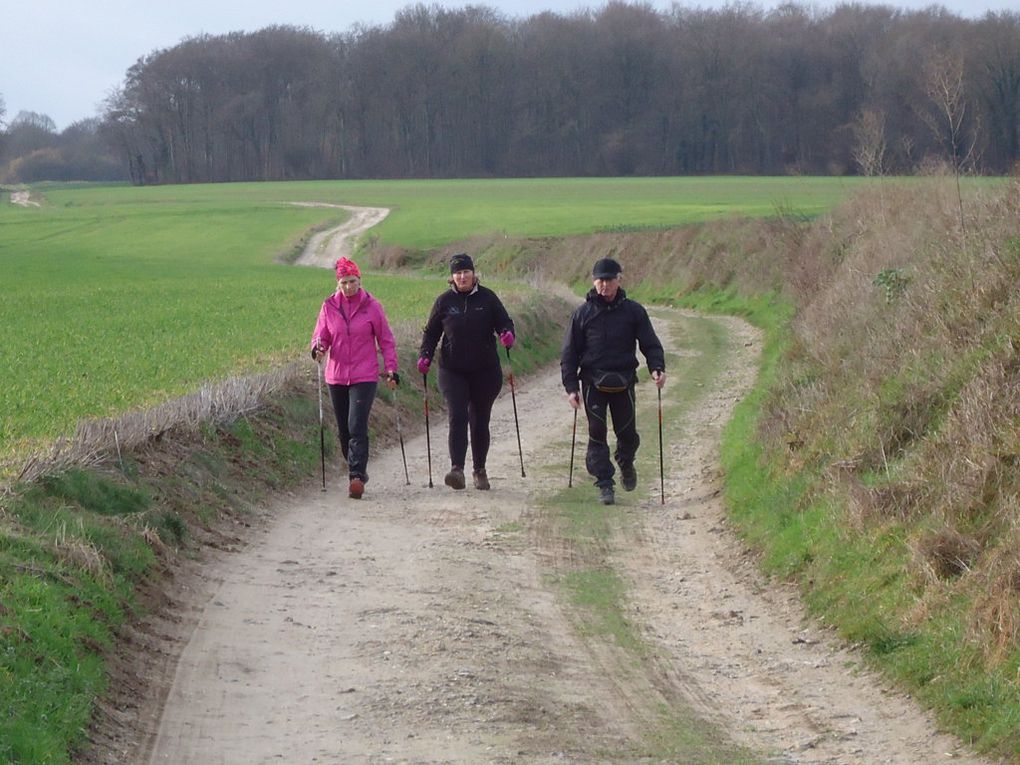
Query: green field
xmin=0 ymin=177 xmax=866 ymax=468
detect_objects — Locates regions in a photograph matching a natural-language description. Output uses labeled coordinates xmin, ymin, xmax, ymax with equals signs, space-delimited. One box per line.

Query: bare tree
xmin=5 ymin=111 xmax=58 ymax=158
xmin=0 ymin=94 xmax=7 ymax=164
xmin=971 ymin=13 xmax=1020 ymax=173
xmin=852 ymin=107 xmax=887 ymax=176
xmin=921 ymin=49 xmax=976 ymax=229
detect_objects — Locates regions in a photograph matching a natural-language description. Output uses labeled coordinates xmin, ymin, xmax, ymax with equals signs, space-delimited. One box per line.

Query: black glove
xmin=386 ymin=371 xmax=400 ymax=386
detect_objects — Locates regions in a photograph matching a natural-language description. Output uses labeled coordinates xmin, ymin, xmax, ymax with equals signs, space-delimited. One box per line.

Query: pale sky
xmin=3 ymin=0 xmax=1015 ymax=132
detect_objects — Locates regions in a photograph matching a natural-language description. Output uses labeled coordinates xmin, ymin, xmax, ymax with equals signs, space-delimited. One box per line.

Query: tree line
xmin=0 ymin=108 xmax=125 ymax=183
xmin=3 ymin=2 xmax=1019 ymax=184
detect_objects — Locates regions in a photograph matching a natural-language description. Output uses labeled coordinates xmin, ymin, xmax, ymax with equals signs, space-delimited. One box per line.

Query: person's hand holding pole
xmin=652 ymin=370 xmax=666 ymax=389
xmin=312 ymin=339 xmax=327 ymax=362
xmin=567 ymin=391 xmax=581 ymax=410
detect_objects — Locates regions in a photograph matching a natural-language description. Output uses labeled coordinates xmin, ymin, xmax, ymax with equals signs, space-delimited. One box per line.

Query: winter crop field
xmin=0 ymin=176 xmax=866 ymax=467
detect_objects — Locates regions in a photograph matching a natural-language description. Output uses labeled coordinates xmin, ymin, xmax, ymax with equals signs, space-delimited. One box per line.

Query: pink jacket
xmin=311 ymin=289 xmax=398 ymax=385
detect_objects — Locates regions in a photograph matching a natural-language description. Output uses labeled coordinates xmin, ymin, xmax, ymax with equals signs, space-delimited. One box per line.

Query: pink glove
xmin=417 ymin=357 xmax=431 ymax=375
xmin=499 ymin=330 xmax=515 ymax=349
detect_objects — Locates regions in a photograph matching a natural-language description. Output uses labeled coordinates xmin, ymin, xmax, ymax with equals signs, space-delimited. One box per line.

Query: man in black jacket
xmin=561 ymin=257 xmax=666 ymax=505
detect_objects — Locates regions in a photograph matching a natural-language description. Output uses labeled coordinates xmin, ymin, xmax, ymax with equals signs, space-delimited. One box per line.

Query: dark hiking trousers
xmin=581 ymin=380 xmax=639 ymax=488
xmin=328 ymin=381 xmax=378 ymax=481
xmin=438 ymin=364 xmax=503 ymax=471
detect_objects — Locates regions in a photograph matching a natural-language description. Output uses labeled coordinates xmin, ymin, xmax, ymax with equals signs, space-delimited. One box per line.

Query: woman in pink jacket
xmin=311 ymin=257 xmax=399 ymax=499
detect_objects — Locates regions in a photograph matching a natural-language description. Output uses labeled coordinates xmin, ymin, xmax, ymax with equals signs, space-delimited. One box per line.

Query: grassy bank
xmin=707 ymin=186 xmax=1020 ymax=757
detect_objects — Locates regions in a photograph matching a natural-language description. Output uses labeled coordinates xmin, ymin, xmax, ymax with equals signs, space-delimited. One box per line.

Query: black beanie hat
xmin=450 ymin=253 xmax=474 ymax=272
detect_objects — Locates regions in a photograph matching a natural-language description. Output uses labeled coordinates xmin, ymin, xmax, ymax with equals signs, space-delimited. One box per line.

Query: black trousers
xmin=581 ymin=381 xmax=639 ymax=488
xmin=438 ymin=364 xmax=503 ymax=471
xmin=328 ymin=381 xmax=377 ymax=481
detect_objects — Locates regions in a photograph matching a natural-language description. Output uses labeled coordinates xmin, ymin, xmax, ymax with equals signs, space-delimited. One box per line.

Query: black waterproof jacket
xmin=560 ymin=287 xmax=665 ymax=394
xmin=419 ymin=283 xmax=515 ymax=374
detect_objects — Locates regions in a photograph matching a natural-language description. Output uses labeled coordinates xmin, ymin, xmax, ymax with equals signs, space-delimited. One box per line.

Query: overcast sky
xmin=3 ymin=0 xmax=1015 ymax=132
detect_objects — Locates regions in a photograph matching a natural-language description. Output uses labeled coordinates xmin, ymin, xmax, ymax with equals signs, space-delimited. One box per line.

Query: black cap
xmin=592 ymin=257 xmax=622 ymax=279
xmin=450 ymin=253 xmax=474 ymax=273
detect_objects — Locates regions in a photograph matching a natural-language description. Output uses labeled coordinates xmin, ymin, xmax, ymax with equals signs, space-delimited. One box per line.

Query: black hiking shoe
xmin=598 ymin=485 xmax=615 ymax=506
xmin=444 ymin=467 xmax=466 ymax=490
xmin=620 ymin=463 xmax=637 ymax=492
xmin=473 ymin=469 xmax=490 ymax=490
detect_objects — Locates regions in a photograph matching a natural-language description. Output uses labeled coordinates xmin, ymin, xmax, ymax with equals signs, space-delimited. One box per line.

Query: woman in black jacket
xmin=418 ymin=253 xmax=515 ymax=491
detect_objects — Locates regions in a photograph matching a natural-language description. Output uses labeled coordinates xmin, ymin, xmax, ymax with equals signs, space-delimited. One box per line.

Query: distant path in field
xmin=10 ymin=190 xmax=40 ymax=207
xmin=290 ymin=203 xmax=390 ymax=269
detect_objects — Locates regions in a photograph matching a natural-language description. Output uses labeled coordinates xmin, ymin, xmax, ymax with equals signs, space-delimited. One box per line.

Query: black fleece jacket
xmin=560 ymin=287 xmax=665 ymax=394
xmin=419 ymin=284 xmax=515 ymax=374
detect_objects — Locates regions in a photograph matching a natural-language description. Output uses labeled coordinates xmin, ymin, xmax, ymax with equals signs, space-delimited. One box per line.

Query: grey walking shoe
xmin=620 ymin=463 xmax=637 ymax=492
xmin=473 ymin=469 xmax=490 ymax=490
xmin=598 ymin=485 xmax=615 ymax=505
xmin=444 ymin=466 xmax=466 ymax=490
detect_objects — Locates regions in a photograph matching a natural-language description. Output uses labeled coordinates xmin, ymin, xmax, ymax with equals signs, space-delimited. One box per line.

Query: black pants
xmin=438 ymin=364 xmax=503 ymax=471
xmin=582 ymin=381 xmax=639 ymax=488
xmin=328 ymin=381 xmax=377 ymax=481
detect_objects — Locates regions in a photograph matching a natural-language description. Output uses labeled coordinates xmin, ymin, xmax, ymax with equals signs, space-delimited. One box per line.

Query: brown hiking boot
xmin=473 ymin=469 xmax=490 ymax=490
xmin=444 ymin=467 xmax=466 ymax=490
xmin=348 ymin=477 xmax=364 ymax=499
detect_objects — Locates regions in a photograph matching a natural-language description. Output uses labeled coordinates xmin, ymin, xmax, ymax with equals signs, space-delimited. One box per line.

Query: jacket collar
xmin=328 ymin=289 xmax=369 ymax=312
xmin=586 ymin=286 xmax=626 ymax=308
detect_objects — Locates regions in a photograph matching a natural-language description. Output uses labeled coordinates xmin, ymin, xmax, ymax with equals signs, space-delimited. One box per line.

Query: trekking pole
xmin=657 ymin=386 xmax=665 ymax=505
xmin=393 ymin=383 xmax=410 ymax=486
xmin=422 ymin=373 xmax=434 ymax=488
xmin=568 ymin=406 xmax=577 ymax=488
xmin=317 ymin=359 xmax=326 ymax=492
xmin=505 ymin=347 xmax=526 ymax=478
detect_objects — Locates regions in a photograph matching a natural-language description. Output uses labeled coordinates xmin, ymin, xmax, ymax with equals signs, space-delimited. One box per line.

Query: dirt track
xmin=93 ymin=306 xmax=991 ymax=765
xmin=290 ymin=203 xmax=390 ymax=268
